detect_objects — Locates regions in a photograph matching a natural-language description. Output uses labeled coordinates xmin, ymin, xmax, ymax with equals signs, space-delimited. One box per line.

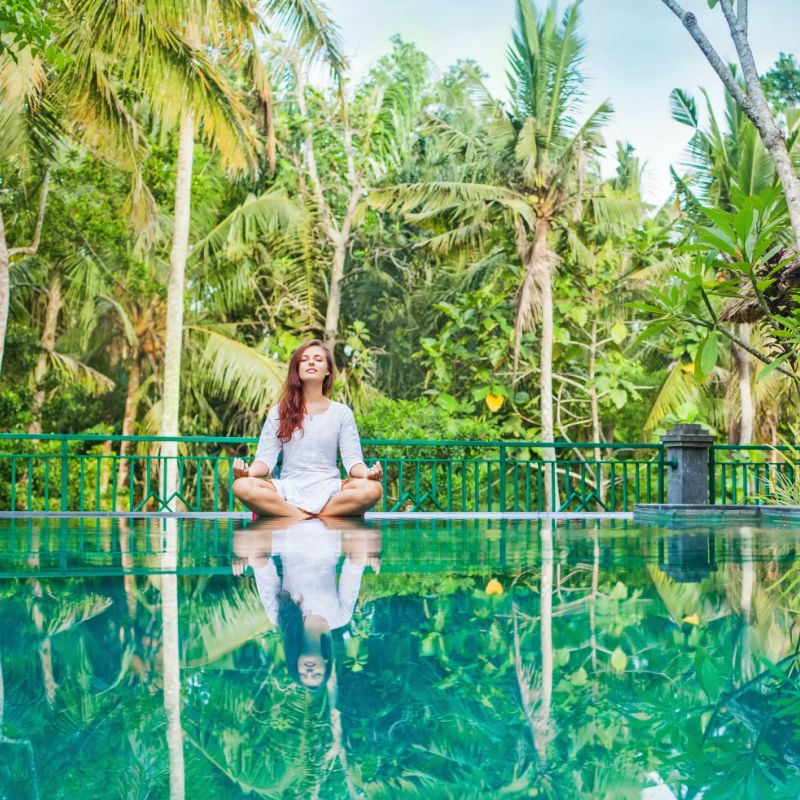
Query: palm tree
xmin=373 ymin=0 xmax=631 ymax=508
xmin=156 ymin=0 xmax=346 ymax=508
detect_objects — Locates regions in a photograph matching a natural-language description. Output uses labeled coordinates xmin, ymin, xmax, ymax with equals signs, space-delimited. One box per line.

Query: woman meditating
xmin=232 ymin=340 xmax=383 ymax=518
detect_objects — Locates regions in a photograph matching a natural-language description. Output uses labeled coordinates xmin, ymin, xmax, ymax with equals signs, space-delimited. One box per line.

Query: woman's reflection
xmin=232 ymin=516 xmax=381 ymax=689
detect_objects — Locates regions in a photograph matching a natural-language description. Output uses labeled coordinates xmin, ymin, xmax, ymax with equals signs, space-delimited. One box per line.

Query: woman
xmin=232 ymin=340 xmax=383 ymax=518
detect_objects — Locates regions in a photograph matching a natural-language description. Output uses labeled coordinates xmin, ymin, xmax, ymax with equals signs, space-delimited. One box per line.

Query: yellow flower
xmin=682 ymin=613 xmax=700 ymax=626
xmin=485 ymin=394 xmax=504 ymax=412
xmin=485 ymin=578 xmax=503 ymax=595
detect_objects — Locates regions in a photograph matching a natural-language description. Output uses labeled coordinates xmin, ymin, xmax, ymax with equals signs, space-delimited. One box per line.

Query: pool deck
xmin=2 ymin=506 xmax=799 ymax=524
xmin=633 ymin=504 xmax=800 ymax=523
xmin=0 ymin=510 xmax=634 ymax=521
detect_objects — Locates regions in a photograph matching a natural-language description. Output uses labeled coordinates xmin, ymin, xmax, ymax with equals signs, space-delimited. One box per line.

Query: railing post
xmin=660 ymin=424 xmax=716 ymax=505
xmin=60 ymin=437 xmax=70 ymax=512
xmin=499 ymin=444 xmax=507 ymax=513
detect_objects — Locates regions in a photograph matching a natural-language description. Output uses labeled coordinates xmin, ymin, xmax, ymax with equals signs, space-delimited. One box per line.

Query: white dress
xmin=252 ymin=520 xmax=365 ymax=630
xmin=253 ymin=401 xmax=365 ymax=514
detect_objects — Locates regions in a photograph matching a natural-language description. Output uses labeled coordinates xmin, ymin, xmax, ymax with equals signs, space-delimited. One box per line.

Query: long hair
xmin=277 ymin=340 xmax=335 ymax=443
xmin=277 ymin=590 xmax=333 ymax=689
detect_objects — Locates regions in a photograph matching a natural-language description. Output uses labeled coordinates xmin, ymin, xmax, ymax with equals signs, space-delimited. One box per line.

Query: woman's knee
xmin=233 ymin=476 xmax=266 ymax=502
xmin=232 ymin=477 xmax=249 ymax=501
xmin=369 ymin=481 xmax=383 ymax=501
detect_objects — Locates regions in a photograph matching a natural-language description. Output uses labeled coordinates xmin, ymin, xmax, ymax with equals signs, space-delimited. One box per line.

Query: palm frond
xmin=422 ymin=219 xmax=492 ymax=255
xmin=507 ymin=0 xmax=586 ymax=145
xmin=370 ymin=181 xmax=524 ymax=217
xmin=0 ymin=49 xmax=59 ymax=162
xmin=642 ymin=361 xmax=701 ymax=438
xmin=735 ymin=123 xmax=774 ymax=196
xmin=669 ymin=87 xmax=699 ymax=128
xmin=52 ymin=24 xmax=145 ymax=168
xmin=193 ymin=190 xmax=306 ymax=259
xmin=47 ymin=351 xmax=116 ymax=395
xmin=563 ymin=226 xmax=595 ymax=268
xmin=94 ymin=295 xmax=140 ymax=347
xmin=195 ymin=328 xmax=286 ymax=412
xmin=586 ymin=194 xmax=644 ymax=234
xmin=183 ymin=585 xmax=272 ymax=667
xmin=262 ymin=0 xmax=347 ymax=78
xmin=35 ymin=593 xmax=113 ymax=635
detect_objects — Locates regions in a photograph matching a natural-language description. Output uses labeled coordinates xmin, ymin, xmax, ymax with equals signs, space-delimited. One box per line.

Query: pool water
xmin=1 ymin=514 xmax=799 ymax=799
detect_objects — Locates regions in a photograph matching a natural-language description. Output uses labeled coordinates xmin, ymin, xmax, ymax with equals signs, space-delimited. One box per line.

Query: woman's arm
xmin=232 ymin=458 xmax=270 ymax=479
xmin=236 ymin=408 xmax=281 ymax=478
xmin=348 ymin=461 xmax=383 ymax=480
xmin=338 ymin=405 xmax=382 ymax=479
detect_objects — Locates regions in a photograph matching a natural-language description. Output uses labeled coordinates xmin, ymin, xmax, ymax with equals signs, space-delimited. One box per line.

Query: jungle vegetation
xmin=2 ymin=0 xmax=800 ymax=449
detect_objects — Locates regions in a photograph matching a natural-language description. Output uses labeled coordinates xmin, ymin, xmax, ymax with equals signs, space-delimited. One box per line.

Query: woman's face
xmin=298 ymin=346 xmax=330 ymax=384
xmin=297 ymin=654 xmax=327 ymax=687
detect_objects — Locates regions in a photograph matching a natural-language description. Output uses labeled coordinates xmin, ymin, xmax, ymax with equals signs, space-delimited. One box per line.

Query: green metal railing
xmin=710 ymin=443 xmax=797 ymax=505
xmin=0 ymin=433 xmax=669 ymax=513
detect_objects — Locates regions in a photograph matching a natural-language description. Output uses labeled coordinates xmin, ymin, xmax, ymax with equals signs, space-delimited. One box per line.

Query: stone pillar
xmin=660 ymin=423 xmax=716 ymax=505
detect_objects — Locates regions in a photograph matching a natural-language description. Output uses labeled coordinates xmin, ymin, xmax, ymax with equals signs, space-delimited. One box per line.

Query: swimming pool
xmin=1 ymin=513 xmax=799 ymax=799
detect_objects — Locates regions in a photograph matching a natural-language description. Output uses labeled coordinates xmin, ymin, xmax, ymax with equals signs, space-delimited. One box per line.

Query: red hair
xmin=277 ymin=340 xmax=335 ymax=443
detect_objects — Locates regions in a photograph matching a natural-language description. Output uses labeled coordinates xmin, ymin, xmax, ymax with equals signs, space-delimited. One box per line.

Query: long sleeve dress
xmin=253 ymin=401 xmax=365 ymax=515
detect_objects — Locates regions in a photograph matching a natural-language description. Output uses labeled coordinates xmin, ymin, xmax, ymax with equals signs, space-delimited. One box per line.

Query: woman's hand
xmin=366 ymin=461 xmax=383 ymax=481
xmin=232 ymin=458 xmax=250 ymax=480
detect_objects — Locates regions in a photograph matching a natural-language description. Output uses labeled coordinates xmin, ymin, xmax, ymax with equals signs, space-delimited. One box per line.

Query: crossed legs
xmin=233 ymin=476 xmax=382 ymax=518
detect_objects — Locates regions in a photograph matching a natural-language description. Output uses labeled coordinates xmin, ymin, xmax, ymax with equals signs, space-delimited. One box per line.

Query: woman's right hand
xmin=232 ymin=458 xmax=250 ymax=480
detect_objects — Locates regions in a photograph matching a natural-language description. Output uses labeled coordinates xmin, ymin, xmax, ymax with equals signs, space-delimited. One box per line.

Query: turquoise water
xmin=1 ymin=514 xmax=799 ymax=799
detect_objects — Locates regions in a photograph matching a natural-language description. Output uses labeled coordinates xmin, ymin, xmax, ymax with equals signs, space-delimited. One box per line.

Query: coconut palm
xmin=372 ymin=0 xmax=637 ymax=508
xmin=0 ymin=0 xmax=257 ymax=375
xmin=156 ymin=0 xmax=346 ymax=507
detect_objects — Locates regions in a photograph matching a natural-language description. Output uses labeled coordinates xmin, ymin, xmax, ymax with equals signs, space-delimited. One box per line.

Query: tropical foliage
xmin=2 ymin=0 xmax=800 ymax=448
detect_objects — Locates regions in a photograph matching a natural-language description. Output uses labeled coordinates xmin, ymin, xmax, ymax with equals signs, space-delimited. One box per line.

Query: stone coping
xmin=634 ymin=504 xmax=800 ymax=525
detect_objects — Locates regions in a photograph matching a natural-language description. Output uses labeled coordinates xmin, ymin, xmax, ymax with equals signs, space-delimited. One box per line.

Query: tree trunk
xmin=734 ymin=324 xmax=753 ymax=444
xmin=518 ymin=218 xmax=559 ymax=511
xmin=0 ymin=209 xmax=10 ymax=379
xmin=661 ymin=0 xmax=800 ymax=250
xmin=116 ymin=357 xmax=142 ymax=510
xmin=297 ymin=69 xmax=362 ymax=351
xmin=535 ymin=526 xmax=554 ymax=764
xmin=162 ymin=518 xmax=185 ymax=799
xmin=540 ymin=255 xmax=557 ymax=510
xmin=324 ymin=236 xmax=347 ymax=349
xmin=160 ymin=110 xmax=195 ymax=509
xmin=0 ymin=167 xmax=50 ymax=377
xmin=28 ymin=273 xmax=63 ymax=434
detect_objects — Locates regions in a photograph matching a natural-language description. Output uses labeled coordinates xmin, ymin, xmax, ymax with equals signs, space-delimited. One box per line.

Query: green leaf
xmin=610 ymin=322 xmax=628 ymax=345
xmin=610 ymin=581 xmax=628 ymax=600
xmin=695 ymin=333 xmax=718 ymax=383
xmin=569 ymin=306 xmax=589 ymax=327
xmin=569 ymin=667 xmax=588 ymax=686
xmin=695 ymin=649 xmax=720 ymax=701
xmin=669 ymin=88 xmax=698 ymax=128
xmin=610 ymin=647 xmax=628 ymax=673
xmin=609 ymin=389 xmax=627 ymax=409
xmin=756 ymin=350 xmax=793 ymax=381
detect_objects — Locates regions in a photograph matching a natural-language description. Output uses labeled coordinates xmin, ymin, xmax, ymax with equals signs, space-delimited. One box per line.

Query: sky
xmin=322 ymin=0 xmax=800 ymax=205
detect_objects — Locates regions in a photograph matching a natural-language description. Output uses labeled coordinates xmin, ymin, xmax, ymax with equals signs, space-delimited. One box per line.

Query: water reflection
xmin=657 ymin=530 xmax=717 ymax=583
xmin=233 ymin=517 xmax=381 ymax=689
xmin=1 ymin=517 xmax=800 ymax=798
